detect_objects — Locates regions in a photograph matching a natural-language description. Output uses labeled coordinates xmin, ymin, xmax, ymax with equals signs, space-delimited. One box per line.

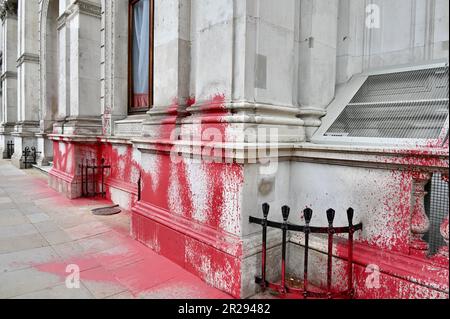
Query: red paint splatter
xmin=49 ymin=93 xmax=246 ymax=297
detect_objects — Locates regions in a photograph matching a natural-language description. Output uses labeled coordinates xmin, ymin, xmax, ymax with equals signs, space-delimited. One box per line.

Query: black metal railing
xmin=424 ymin=173 xmax=449 ymax=255
xmin=22 ymin=147 xmax=41 ymax=169
xmin=137 ymin=172 xmax=142 ymax=201
xmin=250 ymin=204 xmax=363 ymax=299
xmin=6 ymin=141 xmax=14 ymax=159
xmin=79 ymin=158 xmax=111 ymax=198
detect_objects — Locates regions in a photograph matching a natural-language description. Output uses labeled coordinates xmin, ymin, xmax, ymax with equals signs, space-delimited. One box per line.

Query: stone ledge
xmin=46 ymin=134 xmax=449 ymax=171
xmin=132 ymin=201 xmax=243 ymax=258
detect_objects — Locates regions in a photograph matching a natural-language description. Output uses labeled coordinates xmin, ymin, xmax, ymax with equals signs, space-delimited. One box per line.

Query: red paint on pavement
xmin=33 ymin=222 xmax=232 ymax=298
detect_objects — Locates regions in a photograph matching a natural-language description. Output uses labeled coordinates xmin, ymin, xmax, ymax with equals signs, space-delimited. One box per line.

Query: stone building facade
xmin=0 ymin=0 xmax=448 ymax=298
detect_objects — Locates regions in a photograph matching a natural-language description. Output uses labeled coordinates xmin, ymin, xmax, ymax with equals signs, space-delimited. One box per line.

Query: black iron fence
xmin=425 ymin=173 xmax=449 ymax=255
xmin=22 ymin=147 xmax=41 ymax=169
xmin=6 ymin=141 xmax=14 ymax=159
xmin=79 ymin=158 xmax=111 ymax=198
xmin=250 ymin=204 xmax=363 ymax=299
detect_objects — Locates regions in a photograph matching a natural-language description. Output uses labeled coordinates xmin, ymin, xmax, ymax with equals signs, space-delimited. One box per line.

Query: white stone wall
xmin=1 ymin=0 xmax=447 ymax=144
xmin=337 ymin=0 xmax=449 ymax=84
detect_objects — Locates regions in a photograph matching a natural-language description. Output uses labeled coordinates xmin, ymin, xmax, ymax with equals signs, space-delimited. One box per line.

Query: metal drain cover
xmin=91 ymin=205 xmax=122 ymax=216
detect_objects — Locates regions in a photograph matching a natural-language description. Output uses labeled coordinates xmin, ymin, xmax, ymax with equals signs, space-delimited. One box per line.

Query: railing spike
xmin=303 ymin=208 xmax=313 ymax=223
xmin=326 ymin=209 xmax=335 ymax=225
xmin=262 ymin=203 xmax=270 ymax=218
xmin=281 ymin=206 xmax=290 ymax=221
xmin=347 ymin=208 xmax=354 ymax=225
xmin=249 ymin=204 xmax=362 ymax=299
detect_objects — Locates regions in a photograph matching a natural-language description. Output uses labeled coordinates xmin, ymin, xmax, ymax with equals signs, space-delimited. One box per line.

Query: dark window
xmin=128 ymin=0 xmax=154 ymax=114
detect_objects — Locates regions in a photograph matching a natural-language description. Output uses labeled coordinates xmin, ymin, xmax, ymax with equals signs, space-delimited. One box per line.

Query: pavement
xmin=0 ymin=159 xmax=232 ymax=299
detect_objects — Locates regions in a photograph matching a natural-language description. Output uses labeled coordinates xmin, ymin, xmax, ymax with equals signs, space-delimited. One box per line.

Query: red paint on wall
xmin=49 ymin=94 xmax=245 ymax=296
xmin=327 ymin=239 xmax=450 ymax=299
xmin=128 ymin=93 xmax=244 ymax=296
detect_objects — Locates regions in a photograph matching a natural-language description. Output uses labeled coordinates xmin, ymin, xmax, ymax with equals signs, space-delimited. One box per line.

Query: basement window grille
xmin=314 ymin=63 xmax=449 ymax=146
xmin=424 ymin=173 xmax=449 ymax=255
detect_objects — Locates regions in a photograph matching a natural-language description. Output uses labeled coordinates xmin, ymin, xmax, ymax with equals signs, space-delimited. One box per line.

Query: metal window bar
xmin=326 ymin=66 xmax=449 ymax=139
xmin=424 ymin=173 xmax=449 ymax=255
xmin=250 ymin=204 xmax=363 ymax=299
xmin=79 ymin=158 xmax=111 ymax=198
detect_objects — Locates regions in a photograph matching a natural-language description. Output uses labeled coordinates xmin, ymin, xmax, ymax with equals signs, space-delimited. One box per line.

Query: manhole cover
xmin=91 ymin=205 xmax=122 ymax=216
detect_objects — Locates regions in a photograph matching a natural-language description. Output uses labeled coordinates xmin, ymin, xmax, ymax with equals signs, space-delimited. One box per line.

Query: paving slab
xmin=81 ymin=267 xmax=128 ymax=299
xmin=0 ymin=246 xmax=60 ymax=273
xmin=27 ymin=213 xmax=51 ymax=224
xmin=33 ymin=220 xmax=62 ymax=234
xmin=0 ymin=213 xmax=28 ymax=227
xmin=41 ymin=230 xmax=74 ymax=245
xmin=0 ymin=224 xmax=39 ymax=239
xmin=0 ymin=233 xmax=49 ymax=254
xmin=12 ymin=283 xmax=95 ymax=299
xmin=0 ymin=267 xmax=63 ymax=298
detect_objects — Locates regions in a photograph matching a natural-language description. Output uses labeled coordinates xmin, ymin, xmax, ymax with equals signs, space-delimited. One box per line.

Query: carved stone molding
xmin=57 ymin=12 xmax=69 ymax=30
xmin=67 ymin=0 xmax=101 ymax=19
xmin=0 ymin=71 xmax=17 ymax=82
xmin=17 ymin=53 xmax=40 ymax=67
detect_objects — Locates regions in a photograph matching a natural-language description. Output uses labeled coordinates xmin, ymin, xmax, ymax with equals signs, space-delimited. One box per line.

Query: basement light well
xmin=313 ymin=61 xmax=449 ymax=148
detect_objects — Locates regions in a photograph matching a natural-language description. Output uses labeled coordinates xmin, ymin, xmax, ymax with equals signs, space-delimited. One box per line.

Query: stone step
xmin=32 ymin=163 xmax=53 ymax=175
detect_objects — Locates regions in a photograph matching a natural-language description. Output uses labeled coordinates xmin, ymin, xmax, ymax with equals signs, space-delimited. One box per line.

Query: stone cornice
xmin=67 ymin=0 xmax=101 ymax=20
xmin=291 ymin=143 xmax=449 ymax=173
xmin=17 ymin=53 xmax=40 ymax=67
xmin=0 ymin=70 xmax=17 ymax=81
xmin=46 ymin=133 xmax=449 ymax=174
xmin=57 ymin=12 xmax=69 ymax=30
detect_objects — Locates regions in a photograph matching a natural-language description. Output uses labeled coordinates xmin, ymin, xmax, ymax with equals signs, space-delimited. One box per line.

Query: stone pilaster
xmin=36 ymin=0 xmax=59 ymax=166
xmin=56 ymin=0 xmax=102 ymax=136
xmin=11 ymin=0 xmax=40 ymax=168
xmin=0 ymin=0 xmax=18 ymax=158
xmin=297 ymin=0 xmax=338 ymax=141
xmin=101 ymin=0 xmax=130 ymax=137
xmin=142 ymin=0 xmax=191 ymax=139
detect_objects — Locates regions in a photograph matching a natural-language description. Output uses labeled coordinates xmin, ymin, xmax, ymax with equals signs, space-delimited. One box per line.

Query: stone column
xmin=297 ymin=0 xmax=338 ymax=141
xmin=35 ymin=0 xmax=64 ymax=166
xmin=11 ymin=0 xmax=40 ymax=168
xmin=102 ymin=0 xmax=134 ymax=137
xmin=0 ymin=51 xmax=2 ymax=135
xmin=55 ymin=0 xmax=102 ymax=136
xmin=410 ymin=172 xmax=431 ymax=257
xmin=51 ymin=2 xmax=71 ymax=133
xmin=0 ymin=0 xmax=18 ymax=158
xmin=142 ymin=0 xmax=191 ymax=139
